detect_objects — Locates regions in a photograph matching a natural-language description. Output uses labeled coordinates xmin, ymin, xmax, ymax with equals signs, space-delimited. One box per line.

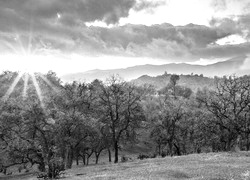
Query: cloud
xmin=0 ymin=0 xmax=250 ymax=63
xmin=0 ymin=0 xmax=136 ymax=25
xmin=210 ymin=0 xmax=250 ymax=14
xmin=240 ymin=55 xmax=250 ymax=72
xmin=211 ymin=0 xmax=227 ymax=12
xmin=80 ymin=23 xmax=242 ymax=61
xmin=209 ymin=17 xmax=241 ymax=36
xmin=126 ymin=39 xmax=192 ymax=60
xmin=192 ymin=43 xmax=250 ymax=59
xmin=210 ymin=14 xmax=250 ymax=40
xmin=133 ymin=0 xmax=166 ymax=12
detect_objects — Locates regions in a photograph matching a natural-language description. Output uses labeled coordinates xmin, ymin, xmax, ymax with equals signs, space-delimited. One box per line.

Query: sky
xmin=0 ymin=0 xmax=250 ymax=75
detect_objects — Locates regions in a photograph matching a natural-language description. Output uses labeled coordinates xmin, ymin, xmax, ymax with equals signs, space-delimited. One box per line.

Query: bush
xmin=48 ymin=158 xmax=65 ymax=179
xmin=149 ymin=153 xmax=157 ymax=158
xmin=161 ymin=151 xmax=167 ymax=158
xmin=138 ymin=154 xmax=150 ymax=160
xmin=121 ymin=155 xmax=129 ymax=163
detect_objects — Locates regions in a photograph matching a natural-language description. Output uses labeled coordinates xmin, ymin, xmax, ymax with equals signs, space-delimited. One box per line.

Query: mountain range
xmin=61 ymin=55 xmax=249 ymax=83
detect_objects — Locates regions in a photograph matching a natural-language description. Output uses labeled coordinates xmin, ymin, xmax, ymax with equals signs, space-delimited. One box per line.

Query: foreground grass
xmin=2 ymin=152 xmax=250 ymax=180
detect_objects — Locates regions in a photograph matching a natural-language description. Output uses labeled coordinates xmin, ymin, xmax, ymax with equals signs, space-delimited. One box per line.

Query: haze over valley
xmin=61 ymin=55 xmax=249 ymax=83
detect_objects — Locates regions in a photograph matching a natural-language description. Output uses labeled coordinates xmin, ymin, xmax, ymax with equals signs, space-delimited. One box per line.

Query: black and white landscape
xmin=1 ymin=0 xmax=250 ymax=179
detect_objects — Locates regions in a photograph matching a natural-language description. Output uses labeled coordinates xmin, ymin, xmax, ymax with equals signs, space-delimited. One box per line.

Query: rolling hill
xmin=131 ymin=73 xmax=215 ymax=91
xmin=61 ymin=55 xmax=249 ymax=83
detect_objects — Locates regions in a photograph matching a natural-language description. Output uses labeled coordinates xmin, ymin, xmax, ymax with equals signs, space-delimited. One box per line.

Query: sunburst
xmin=1 ymin=29 xmax=58 ymax=109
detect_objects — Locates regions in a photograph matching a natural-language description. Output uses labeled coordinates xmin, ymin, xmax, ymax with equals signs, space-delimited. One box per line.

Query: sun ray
xmin=27 ymin=19 xmax=34 ymax=55
xmin=22 ymin=73 xmax=29 ymax=99
xmin=1 ymin=40 xmax=20 ymax=54
xmin=31 ymin=73 xmax=44 ymax=108
xmin=2 ymin=72 xmax=24 ymax=101
xmin=38 ymin=73 xmax=59 ymax=93
xmin=14 ymin=34 xmax=27 ymax=56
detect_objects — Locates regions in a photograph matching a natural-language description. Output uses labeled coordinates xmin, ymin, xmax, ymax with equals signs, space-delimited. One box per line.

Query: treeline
xmin=0 ymin=71 xmax=250 ymax=178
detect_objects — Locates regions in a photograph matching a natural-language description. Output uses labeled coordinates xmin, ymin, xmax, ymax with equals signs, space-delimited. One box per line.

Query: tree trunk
xmin=158 ymin=144 xmax=161 ymax=155
xmin=38 ymin=162 xmax=46 ymax=172
xmin=76 ymin=156 xmax=79 ymax=166
xmin=95 ymin=152 xmax=100 ymax=164
xmin=86 ymin=150 xmax=93 ymax=165
xmin=226 ymin=137 xmax=233 ymax=151
xmin=108 ymin=148 xmax=112 ymax=162
xmin=182 ymin=143 xmax=186 ymax=155
xmin=114 ymin=141 xmax=119 ymax=163
xmin=75 ymin=150 xmax=79 ymax=165
xmin=246 ymin=133 xmax=250 ymax=151
xmin=66 ymin=148 xmax=73 ymax=169
xmin=174 ymin=143 xmax=181 ymax=156
xmin=169 ymin=142 xmax=173 ymax=156
xmin=82 ymin=154 xmax=86 ymax=165
xmin=87 ymin=156 xmax=90 ymax=165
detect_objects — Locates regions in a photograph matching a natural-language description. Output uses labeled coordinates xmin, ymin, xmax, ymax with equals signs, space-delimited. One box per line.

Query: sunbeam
xmin=0 ymin=26 xmax=57 ymax=109
xmin=1 ymin=40 xmax=20 ymax=54
xmin=28 ymin=18 xmax=35 ymax=55
xmin=2 ymin=72 xmax=24 ymax=101
xmin=22 ymin=73 xmax=29 ymax=99
xmin=31 ymin=73 xmax=44 ymax=108
xmin=15 ymin=35 xmax=27 ymax=56
xmin=38 ymin=73 xmax=59 ymax=93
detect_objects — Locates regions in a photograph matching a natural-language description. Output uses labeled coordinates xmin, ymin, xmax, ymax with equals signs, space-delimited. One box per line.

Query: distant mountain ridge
xmin=131 ymin=73 xmax=215 ymax=92
xmin=61 ymin=55 xmax=249 ymax=83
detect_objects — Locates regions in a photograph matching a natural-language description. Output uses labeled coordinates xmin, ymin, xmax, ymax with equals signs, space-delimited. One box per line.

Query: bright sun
xmin=5 ymin=54 xmax=50 ymax=74
xmin=0 ymin=30 xmax=59 ymax=107
xmin=1 ymin=55 xmax=56 ymax=108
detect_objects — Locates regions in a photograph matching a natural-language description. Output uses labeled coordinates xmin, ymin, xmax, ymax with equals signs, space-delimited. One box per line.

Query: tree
xmin=53 ymin=81 xmax=96 ymax=169
xmin=169 ymin=75 xmax=180 ymax=99
xmin=149 ymin=98 xmax=185 ymax=156
xmin=97 ymin=76 xmax=145 ymax=163
xmin=197 ymin=76 xmax=250 ymax=151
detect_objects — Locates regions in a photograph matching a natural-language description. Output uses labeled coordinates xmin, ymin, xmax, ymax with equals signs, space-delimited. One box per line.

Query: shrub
xmin=161 ymin=151 xmax=167 ymax=158
xmin=138 ymin=154 xmax=150 ymax=160
xmin=47 ymin=158 xmax=65 ymax=179
xmin=121 ymin=155 xmax=129 ymax=163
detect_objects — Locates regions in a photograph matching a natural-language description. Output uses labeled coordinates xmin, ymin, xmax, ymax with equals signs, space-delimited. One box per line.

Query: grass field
xmin=2 ymin=152 xmax=250 ymax=180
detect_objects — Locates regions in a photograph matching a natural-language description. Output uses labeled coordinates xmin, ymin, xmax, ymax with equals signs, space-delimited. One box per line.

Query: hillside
xmin=3 ymin=152 xmax=250 ymax=180
xmin=60 ymin=55 xmax=248 ymax=83
xmin=132 ymin=73 xmax=215 ymax=91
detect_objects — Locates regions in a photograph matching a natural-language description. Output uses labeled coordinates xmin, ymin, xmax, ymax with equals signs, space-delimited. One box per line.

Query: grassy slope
xmin=2 ymin=152 xmax=250 ymax=180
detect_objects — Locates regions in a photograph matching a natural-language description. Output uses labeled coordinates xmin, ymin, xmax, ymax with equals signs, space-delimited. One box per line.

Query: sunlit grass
xmin=3 ymin=152 xmax=250 ymax=180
